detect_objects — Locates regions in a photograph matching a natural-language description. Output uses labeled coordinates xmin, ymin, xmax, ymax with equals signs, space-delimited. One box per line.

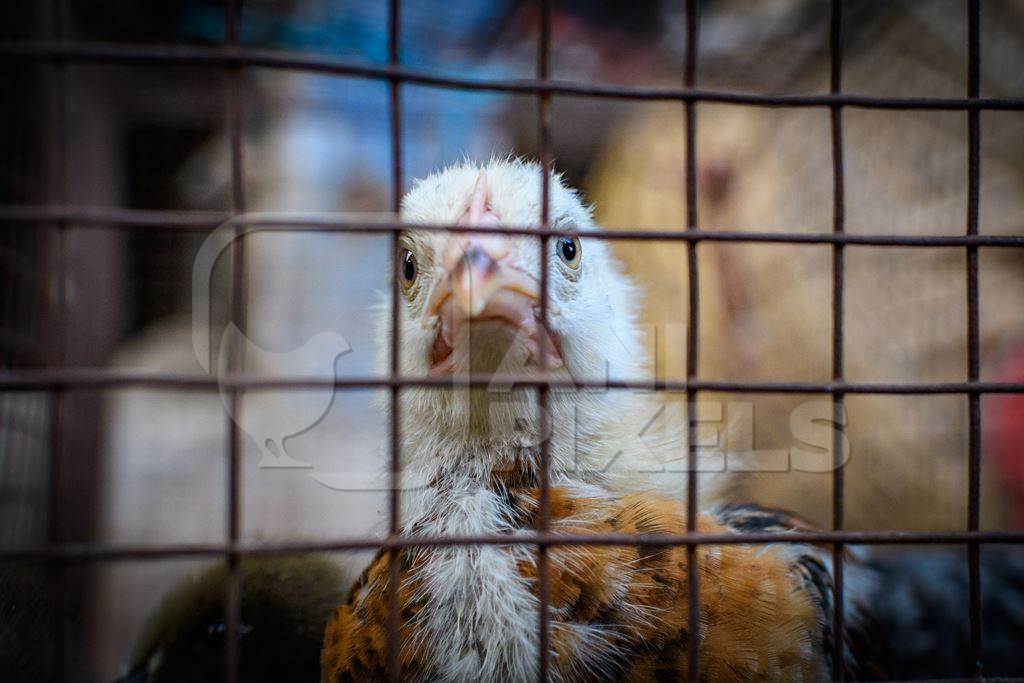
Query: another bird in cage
xmin=118 ymin=555 xmax=348 ymax=683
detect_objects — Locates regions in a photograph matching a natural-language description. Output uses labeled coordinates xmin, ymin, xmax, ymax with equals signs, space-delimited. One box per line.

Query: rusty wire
xmin=535 ymin=1 xmax=553 ymax=680
xmin=1 ymin=0 xmax=1022 ymax=680
xmin=829 ymin=0 xmax=846 ymax=677
xmin=3 ymin=369 xmax=1024 ymax=395
xmin=45 ymin=0 xmax=68 ymax=677
xmin=682 ymin=0 xmax=700 ymax=678
xmin=965 ymin=0 xmax=984 ymax=674
xmin=386 ymin=1 xmax=404 ymax=681
xmin=223 ymin=1 xmax=247 ymax=680
xmin=3 ymin=39 xmax=1024 ymax=110
xmin=2 ymin=528 xmax=1024 ymax=564
xmin=3 ymin=206 xmax=1024 ymax=247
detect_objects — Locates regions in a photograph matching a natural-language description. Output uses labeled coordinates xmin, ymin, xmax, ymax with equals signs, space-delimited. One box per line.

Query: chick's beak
xmin=425 ymin=236 xmax=559 ymax=374
xmin=423 ymin=170 xmax=563 ymax=374
xmin=424 ymin=236 xmax=540 ymax=329
xmin=425 ymin=169 xmax=538 ymax=323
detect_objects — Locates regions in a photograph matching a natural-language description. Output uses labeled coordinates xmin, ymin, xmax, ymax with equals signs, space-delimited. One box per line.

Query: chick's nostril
xmin=462 ymin=246 xmax=499 ymax=280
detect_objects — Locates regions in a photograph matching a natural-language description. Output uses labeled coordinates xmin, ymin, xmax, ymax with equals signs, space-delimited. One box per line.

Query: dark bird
xmin=850 ymin=547 xmax=1024 ymax=680
xmin=119 ymin=554 xmax=348 ymax=682
xmin=0 ymin=567 xmax=54 ymax=683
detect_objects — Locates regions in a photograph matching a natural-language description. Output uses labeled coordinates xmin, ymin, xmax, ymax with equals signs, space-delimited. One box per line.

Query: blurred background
xmin=2 ymin=0 xmax=1023 ymax=680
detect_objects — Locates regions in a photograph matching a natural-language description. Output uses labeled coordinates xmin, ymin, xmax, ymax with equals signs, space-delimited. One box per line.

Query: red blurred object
xmin=991 ymin=341 xmax=1024 ymax=529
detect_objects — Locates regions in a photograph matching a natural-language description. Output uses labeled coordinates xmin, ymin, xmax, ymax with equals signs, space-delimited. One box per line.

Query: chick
xmin=321 ymin=159 xmax=849 ymax=681
xmin=120 ymin=555 xmax=347 ymax=682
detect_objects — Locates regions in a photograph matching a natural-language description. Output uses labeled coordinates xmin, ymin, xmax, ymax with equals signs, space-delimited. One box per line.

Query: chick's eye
xmin=557 ymin=237 xmax=581 ymax=269
xmin=205 ymin=620 xmax=253 ymax=646
xmin=206 ymin=621 xmax=227 ymax=643
xmin=400 ymin=248 xmax=417 ymax=289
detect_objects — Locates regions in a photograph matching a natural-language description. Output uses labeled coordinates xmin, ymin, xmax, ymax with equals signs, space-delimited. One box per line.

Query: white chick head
xmin=380 ymin=158 xmax=659 ymax=489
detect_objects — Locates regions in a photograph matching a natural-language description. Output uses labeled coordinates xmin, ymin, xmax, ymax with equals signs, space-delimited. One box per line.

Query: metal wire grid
xmin=3 ymin=1 xmax=1024 ymax=681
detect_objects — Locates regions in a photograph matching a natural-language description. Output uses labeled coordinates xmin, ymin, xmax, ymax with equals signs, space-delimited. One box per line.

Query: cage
xmin=2 ymin=0 xmax=1024 ymax=681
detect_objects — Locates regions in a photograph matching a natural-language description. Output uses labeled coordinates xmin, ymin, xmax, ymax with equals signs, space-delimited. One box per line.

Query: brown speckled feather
xmin=322 ymin=488 xmax=827 ymax=682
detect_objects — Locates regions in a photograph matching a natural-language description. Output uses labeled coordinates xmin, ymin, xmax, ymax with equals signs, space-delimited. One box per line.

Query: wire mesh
xmin=1 ymin=0 xmax=1023 ymax=681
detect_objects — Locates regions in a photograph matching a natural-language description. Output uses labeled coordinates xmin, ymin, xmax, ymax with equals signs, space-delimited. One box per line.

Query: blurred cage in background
xmin=2 ymin=0 xmax=1024 ymax=681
